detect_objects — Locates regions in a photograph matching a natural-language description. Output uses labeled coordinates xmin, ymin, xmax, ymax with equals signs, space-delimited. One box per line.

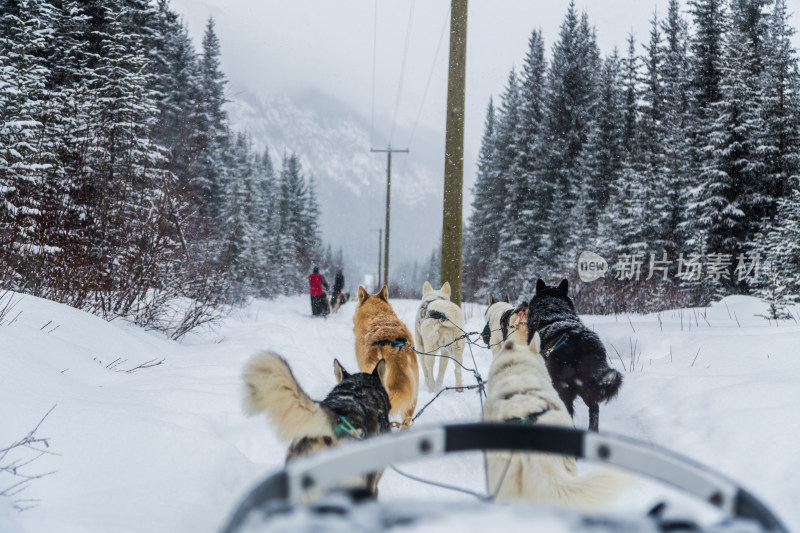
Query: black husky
xmin=525 ymin=279 xmax=622 ymax=431
xmin=243 ymin=353 xmax=391 ymax=496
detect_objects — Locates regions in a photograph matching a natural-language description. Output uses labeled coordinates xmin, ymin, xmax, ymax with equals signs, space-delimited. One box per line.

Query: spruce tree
xmin=515 ymin=28 xmax=550 ymax=287
xmin=0 ymin=0 xmax=58 ymax=290
xmin=464 ymin=99 xmax=499 ymax=301
xmin=541 ymin=1 xmax=600 ymax=270
xmin=485 ymin=68 xmax=525 ymax=299
xmin=759 ymin=0 xmax=800 ymax=202
xmin=195 ymin=17 xmax=229 ymax=225
xmin=660 ymin=0 xmax=693 ymax=258
xmin=689 ymin=0 xmax=768 ymax=293
xmin=577 ymin=49 xmax=627 ymax=256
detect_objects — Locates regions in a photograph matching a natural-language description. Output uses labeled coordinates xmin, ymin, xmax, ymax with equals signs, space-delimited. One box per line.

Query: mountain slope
xmin=226 ymin=89 xmax=447 ymax=283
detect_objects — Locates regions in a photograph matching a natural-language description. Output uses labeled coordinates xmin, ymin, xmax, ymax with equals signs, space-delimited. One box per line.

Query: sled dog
xmin=414 ymin=281 xmax=466 ymax=392
xmin=525 ymin=279 xmax=622 ymax=431
xmin=353 ymin=285 xmax=419 ymax=426
xmin=481 ymin=295 xmax=528 ymax=354
xmin=330 ymin=292 xmax=350 ymax=314
xmin=243 ymin=353 xmax=391 ymax=496
xmin=484 ymin=329 xmax=630 ymax=508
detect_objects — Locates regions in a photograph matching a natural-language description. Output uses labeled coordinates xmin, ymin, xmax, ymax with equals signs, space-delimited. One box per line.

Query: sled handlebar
xmin=221 ymin=423 xmax=788 ymax=533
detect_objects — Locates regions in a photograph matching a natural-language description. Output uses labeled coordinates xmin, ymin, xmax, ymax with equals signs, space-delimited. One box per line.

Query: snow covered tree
xmin=0 ymin=0 xmax=57 ymax=289
xmin=253 ymin=147 xmax=278 ymax=297
xmin=194 ymin=17 xmax=228 ymax=225
xmin=484 ymin=68 xmax=524 ymax=299
xmin=300 ymin=174 xmax=323 ymax=274
xmin=464 ymin=99 xmax=499 ymax=301
xmin=275 ymin=153 xmax=311 ymax=295
xmin=688 ymin=0 xmax=770 ymax=294
xmin=148 ymin=1 xmax=201 ymax=187
xmin=577 ymin=48 xmax=627 ymax=255
xmin=221 ymin=133 xmax=261 ymax=300
xmin=759 ymin=0 xmax=800 ymax=203
xmin=540 ymin=2 xmax=600 ymax=270
xmin=514 ymin=28 xmax=550 ymax=288
xmin=659 ymin=0 xmax=693 ymax=258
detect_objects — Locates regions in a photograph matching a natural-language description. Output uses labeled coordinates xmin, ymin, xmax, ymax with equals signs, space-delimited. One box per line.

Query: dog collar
xmin=504 ymin=408 xmax=550 ymax=425
xmin=334 ymin=416 xmax=363 ymax=439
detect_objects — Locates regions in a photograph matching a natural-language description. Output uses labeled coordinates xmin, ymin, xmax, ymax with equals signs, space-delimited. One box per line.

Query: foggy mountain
xmin=226 ymin=89 xmax=451 ymax=288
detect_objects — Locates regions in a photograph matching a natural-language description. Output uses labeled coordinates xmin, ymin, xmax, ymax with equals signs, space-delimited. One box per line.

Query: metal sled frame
xmin=221 ymin=423 xmax=788 ymax=533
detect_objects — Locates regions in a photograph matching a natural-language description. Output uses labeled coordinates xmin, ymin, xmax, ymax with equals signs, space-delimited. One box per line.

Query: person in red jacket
xmin=308 ymin=267 xmax=330 ymax=316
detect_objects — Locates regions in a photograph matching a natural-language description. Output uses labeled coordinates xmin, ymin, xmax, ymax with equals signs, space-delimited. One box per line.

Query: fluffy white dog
xmin=484 ymin=329 xmax=631 ymax=508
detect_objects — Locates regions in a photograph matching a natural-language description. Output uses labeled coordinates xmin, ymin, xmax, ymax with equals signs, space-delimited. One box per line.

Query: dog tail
xmin=518 ymin=454 xmax=633 ymax=509
xmin=547 ymin=465 xmax=633 ymax=509
xmin=595 ymin=368 xmax=623 ymax=402
xmin=243 ymin=352 xmax=333 ymax=441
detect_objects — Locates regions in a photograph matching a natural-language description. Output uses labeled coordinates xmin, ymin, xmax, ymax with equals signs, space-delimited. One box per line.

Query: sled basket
xmin=221 ymin=423 xmax=787 ymax=533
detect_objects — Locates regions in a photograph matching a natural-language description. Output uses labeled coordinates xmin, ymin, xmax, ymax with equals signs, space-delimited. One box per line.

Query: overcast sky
xmin=169 ymin=0 xmax=800 ymax=197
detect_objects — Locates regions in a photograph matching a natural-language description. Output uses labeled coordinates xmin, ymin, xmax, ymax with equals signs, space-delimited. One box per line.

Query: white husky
xmin=482 ymin=296 xmax=527 ymax=355
xmin=484 ymin=329 xmax=631 ymax=508
xmin=414 ymin=281 xmax=465 ymax=392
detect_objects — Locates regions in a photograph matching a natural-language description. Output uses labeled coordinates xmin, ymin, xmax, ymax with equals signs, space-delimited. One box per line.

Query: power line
xmin=397 ymin=3 xmax=450 ymax=183
xmin=370 ymin=0 xmax=378 ymax=148
xmin=406 ymin=3 xmax=450 ymax=151
xmin=389 ymin=0 xmax=416 ymax=146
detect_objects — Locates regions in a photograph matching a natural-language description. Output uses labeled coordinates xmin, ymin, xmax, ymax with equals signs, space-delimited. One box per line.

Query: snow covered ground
xmin=1 ymin=291 xmax=798 ymax=532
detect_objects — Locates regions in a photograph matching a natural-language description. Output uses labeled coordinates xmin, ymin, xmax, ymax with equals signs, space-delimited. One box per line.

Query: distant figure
xmin=331 ymin=269 xmax=345 ymax=306
xmin=308 ymin=267 xmax=330 ymax=317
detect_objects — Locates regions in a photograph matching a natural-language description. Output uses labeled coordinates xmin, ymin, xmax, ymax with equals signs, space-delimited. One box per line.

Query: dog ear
xmin=379 ymin=284 xmax=389 ymax=301
xmin=422 ymin=281 xmax=432 ymax=295
xmin=529 ymin=331 xmax=541 ymax=355
xmin=358 ymin=285 xmax=369 ymax=304
xmin=373 ymin=359 xmax=387 ymax=387
xmin=333 ymin=358 xmax=349 ymax=383
xmin=558 ymin=278 xmax=569 ymax=295
xmin=536 ymin=279 xmax=546 ymax=293
xmin=488 ymin=294 xmax=497 ymax=306
xmin=440 ymin=281 xmax=451 ymax=297
xmin=504 ymin=294 xmax=510 ymax=303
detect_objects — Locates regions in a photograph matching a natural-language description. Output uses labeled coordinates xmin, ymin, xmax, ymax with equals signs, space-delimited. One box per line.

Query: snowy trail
xmin=1 ymin=293 xmax=798 ymax=532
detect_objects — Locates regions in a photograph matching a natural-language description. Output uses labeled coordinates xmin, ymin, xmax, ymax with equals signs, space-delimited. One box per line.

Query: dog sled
xmin=220 ymin=423 xmax=787 ymax=533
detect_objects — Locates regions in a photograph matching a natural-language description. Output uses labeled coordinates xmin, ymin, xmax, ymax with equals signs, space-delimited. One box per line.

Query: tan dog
xmin=414 ymin=281 xmax=465 ymax=392
xmin=353 ymin=285 xmax=419 ymax=426
xmin=484 ymin=329 xmax=631 ymax=508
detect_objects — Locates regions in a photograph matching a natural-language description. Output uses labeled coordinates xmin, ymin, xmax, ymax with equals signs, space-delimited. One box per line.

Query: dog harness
xmin=417 ymin=295 xmax=447 ymax=322
xmin=371 ymin=337 xmax=412 ymax=351
xmin=334 ymin=416 xmax=363 ymax=439
xmin=377 ymin=413 xmax=391 ymax=434
xmin=504 ymin=408 xmax=550 ymax=425
xmin=543 ymin=334 xmax=569 ymax=357
xmin=428 ymin=310 xmax=447 ymax=321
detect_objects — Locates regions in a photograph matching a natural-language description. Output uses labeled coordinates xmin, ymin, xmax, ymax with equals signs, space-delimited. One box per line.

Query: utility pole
xmin=371 ymin=146 xmax=408 ymax=288
xmin=370 ymin=228 xmax=382 ymax=290
xmin=441 ymin=0 xmax=468 ymax=306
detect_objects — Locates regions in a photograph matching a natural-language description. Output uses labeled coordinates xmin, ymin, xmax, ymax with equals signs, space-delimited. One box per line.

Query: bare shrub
xmin=0 ymin=406 xmax=58 ymax=512
xmin=568 ymin=273 xmax=711 ymax=315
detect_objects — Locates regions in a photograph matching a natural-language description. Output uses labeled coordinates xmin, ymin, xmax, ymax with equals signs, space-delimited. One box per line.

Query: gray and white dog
xmin=414 ymin=281 xmax=466 ymax=392
xmin=243 ymin=353 xmax=391 ymax=497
